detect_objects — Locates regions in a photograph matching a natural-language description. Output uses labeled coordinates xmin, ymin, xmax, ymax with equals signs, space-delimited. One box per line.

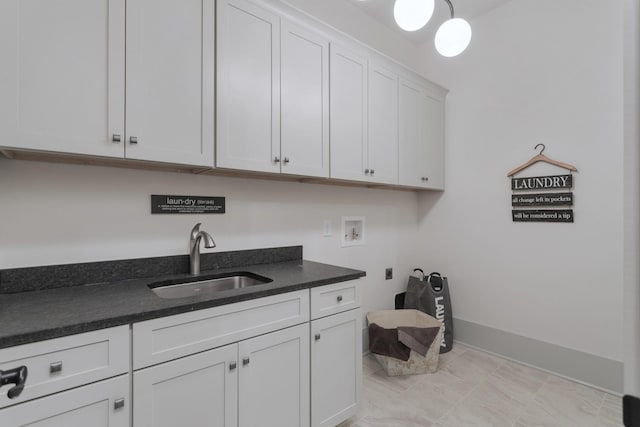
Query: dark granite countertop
xmin=0 ymin=250 xmax=365 ymax=349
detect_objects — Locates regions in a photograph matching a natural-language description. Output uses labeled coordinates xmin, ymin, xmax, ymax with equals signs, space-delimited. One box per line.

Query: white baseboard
xmin=453 ymin=317 xmax=623 ymax=394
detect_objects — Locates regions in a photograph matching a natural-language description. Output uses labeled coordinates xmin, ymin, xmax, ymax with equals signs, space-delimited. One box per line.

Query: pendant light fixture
xmin=392 ymin=0 xmax=472 ymax=57
xmin=393 ymin=0 xmax=435 ymax=32
xmin=435 ymin=0 xmax=472 ymax=57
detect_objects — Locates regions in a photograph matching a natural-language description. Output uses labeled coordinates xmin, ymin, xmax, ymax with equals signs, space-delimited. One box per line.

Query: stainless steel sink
xmin=149 ymin=272 xmax=273 ymax=299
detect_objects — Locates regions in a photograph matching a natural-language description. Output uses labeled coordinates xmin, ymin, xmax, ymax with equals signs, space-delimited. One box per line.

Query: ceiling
xmin=349 ymin=0 xmax=512 ymax=44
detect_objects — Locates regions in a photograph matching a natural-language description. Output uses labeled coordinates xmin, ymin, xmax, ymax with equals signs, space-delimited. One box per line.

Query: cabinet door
xmin=368 ymin=63 xmax=399 ymax=185
xmin=0 ymin=0 xmax=125 ymax=157
xmin=398 ymin=78 xmax=429 ymax=188
xmin=311 ymin=309 xmax=362 ymax=427
xmin=1 ymin=375 xmax=129 ymax=427
xmin=399 ymin=78 xmax=445 ymax=189
xmin=329 ymin=44 xmax=368 ymax=182
xmin=281 ymin=21 xmax=329 ymax=178
xmin=217 ymin=0 xmax=280 ymax=173
xmin=125 ymin=0 xmax=214 ymax=166
xmin=239 ymin=323 xmax=310 ymax=427
xmin=422 ymin=89 xmax=445 ymax=190
xmin=134 ymin=344 xmax=238 ymax=427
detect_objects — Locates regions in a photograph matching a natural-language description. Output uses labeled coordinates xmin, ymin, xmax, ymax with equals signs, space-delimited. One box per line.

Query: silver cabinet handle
xmin=315 ymin=333 xmax=321 ymax=341
xmin=129 ymin=136 xmax=138 ymax=144
xmin=242 ymin=357 xmax=250 ymax=366
xmin=229 ymin=362 xmax=237 ymax=371
xmin=114 ymin=398 xmax=125 ymax=410
xmin=49 ymin=361 xmax=62 ymax=374
xmin=274 ymin=156 xmax=280 ymax=163
xmin=112 ymin=134 xmax=121 ymax=143
xmin=421 ymin=177 xmax=429 ymax=182
xmin=370 ymin=169 xmax=375 ymax=175
xmin=283 ymin=157 xmax=290 ymax=164
xmin=364 ymin=169 xmax=370 ymax=174
xmin=337 ymin=295 xmax=343 ymax=302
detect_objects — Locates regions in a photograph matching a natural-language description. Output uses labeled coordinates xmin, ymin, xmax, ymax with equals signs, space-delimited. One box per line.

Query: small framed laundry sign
xmin=151 ymin=195 xmax=225 ymax=214
xmin=507 ymin=145 xmax=577 ymax=223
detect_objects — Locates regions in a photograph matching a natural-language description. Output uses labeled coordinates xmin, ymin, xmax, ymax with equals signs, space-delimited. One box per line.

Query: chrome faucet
xmin=189 ymin=223 xmax=216 ymax=275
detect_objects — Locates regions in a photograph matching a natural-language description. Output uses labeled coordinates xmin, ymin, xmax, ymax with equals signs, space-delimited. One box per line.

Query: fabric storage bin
xmin=367 ymin=310 xmax=443 ymax=376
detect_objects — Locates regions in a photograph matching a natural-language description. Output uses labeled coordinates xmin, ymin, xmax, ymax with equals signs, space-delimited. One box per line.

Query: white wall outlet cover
xmin=323 ymin=220 xmax=332 ymax=236
xmin=341 ymin=216 xmax=365 ymax=247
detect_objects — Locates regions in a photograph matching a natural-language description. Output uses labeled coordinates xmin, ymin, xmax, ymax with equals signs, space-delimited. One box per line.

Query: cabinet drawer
xmin=133 ymin=290 xmax=310 ymax=369
xmin=310 ymin=280 xmax=362 ymax=320
xmin=0 ymin=374 xmax=130 ymax=426
xmin=0 ymin=325 xmax=130 ymax=408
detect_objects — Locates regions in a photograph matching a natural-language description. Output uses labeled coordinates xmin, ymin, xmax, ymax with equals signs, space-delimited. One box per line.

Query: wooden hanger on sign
xmin=507 ymin=144 xmax=578 ymax=177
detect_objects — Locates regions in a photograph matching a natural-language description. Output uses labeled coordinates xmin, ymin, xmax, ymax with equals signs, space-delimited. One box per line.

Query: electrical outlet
xmin=323 ymin=220 xmax=332 ymax=236
xmin=385 ymin=268 xmax=393 ymax=280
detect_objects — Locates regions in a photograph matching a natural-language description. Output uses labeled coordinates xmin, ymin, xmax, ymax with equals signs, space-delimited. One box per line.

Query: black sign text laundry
xmin=511 ymin=174 xmax=573 ymax=191
xmin=151 ymin=195 xmax=225 ymax=214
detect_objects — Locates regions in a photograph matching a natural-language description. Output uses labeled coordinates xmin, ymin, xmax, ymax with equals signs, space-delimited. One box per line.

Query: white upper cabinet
xmin=1 ymin=0 xmax=446 ymax=187
xmin=125 ymin=0 xmax=215 ymax=166
xmin=399 ymin=78 xmax=445 ymax=189
xmin=217 ymin=1 xmax=329 ymax=177
xmin=330 ymin=50 xmax=401 ymax=185
xmin=280 ymin=21 xmax=330 ymax=178
xmin=0 ymin=0 xmax=214 ymax=167
xmin=329 ymin=44 xmax=368 ymax=182
xmin=421 ymin=89 xmax=445 ymax=189
xmin=399 ymin=78 xmax=424 ymax=187
xmin=217 ymin=0 xmax=281 ymax=173
xmin=0 ymin=0 xmax=125 ymax=157
xmin=368 ymin=62 xmax=399 ymax=185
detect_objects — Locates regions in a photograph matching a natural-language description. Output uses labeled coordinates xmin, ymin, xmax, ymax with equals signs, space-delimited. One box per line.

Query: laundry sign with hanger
xmin=508 ymin=145 xmax=578 ymax=223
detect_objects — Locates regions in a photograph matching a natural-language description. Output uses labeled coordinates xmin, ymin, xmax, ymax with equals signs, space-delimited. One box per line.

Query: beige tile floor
xmin=339 ymin=343 xmax=623 ymax=427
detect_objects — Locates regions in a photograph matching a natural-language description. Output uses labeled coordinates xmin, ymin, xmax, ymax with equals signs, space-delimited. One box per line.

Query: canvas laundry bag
xmin=404 ymin=269 xmax=454 ymax=353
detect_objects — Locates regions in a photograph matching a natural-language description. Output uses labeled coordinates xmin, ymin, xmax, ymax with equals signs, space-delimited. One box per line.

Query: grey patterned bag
xmin=404 ymin=269 xmax=454 ymax=353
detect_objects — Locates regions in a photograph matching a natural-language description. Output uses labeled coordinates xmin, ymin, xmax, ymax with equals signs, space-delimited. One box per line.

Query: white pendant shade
xmin=393 ymin=0 xmax=435 ymax=32
xmin=435 ymin=18 xmax=472 ymax=57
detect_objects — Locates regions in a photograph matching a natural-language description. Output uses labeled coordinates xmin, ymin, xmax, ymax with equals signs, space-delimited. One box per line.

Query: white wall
xmin=415 ymin=0 xmax=624 ymax=361
xmin=0 ymin=158 xmax=418 ymax=318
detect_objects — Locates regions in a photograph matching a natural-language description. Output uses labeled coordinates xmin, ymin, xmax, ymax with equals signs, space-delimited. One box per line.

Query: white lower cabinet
xmin=0 ymin=283 xmax=361 ymax=427
xmin=133 ymin=344 xmax=238 ymax=427
xmin=239 ymin=323 xmax=310 ymax=427
xmin=310 ymin=280 xmax=363 ymax=427
xmin=311 ymin=310 xmax=362 ymax=427
xmin=0 ymin=374 xmax=129 ymax=427
xmin=132 ymin=323 xmax=310 ymax=427
xmin=0 ymin=326 xmax=130 ymax=427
